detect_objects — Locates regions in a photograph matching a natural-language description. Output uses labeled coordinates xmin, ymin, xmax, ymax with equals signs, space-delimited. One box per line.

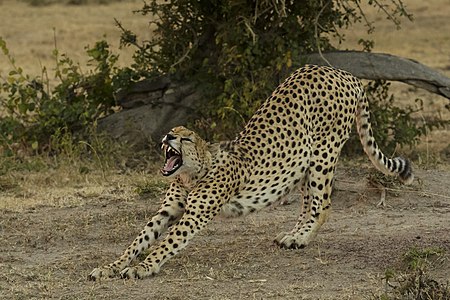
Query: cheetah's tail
xmin=356 ymin=89 xmax=414 ymax=185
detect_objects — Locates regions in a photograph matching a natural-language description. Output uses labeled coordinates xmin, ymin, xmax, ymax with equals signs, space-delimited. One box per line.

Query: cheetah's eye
xmin=181 ymin=138 xmax=193 ymax=143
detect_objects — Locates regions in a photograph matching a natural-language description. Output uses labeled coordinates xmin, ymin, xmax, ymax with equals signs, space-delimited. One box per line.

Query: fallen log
xmin=97 ymin=51 xmax=450 ymax=148
xmin=304 ymin=51 xmax=450 ymax=99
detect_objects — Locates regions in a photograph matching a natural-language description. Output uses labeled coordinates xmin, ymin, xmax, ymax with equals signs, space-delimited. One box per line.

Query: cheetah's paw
xmin=120 ymin=263 xmax=160 ymax=280
xmin=274 ymin=232 xmax=309 ymax=249
xmin=88 ymin=266 xmax=117 ymax=281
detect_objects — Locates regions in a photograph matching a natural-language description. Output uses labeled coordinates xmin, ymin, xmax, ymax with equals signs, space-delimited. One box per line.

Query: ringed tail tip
xmin=398 ymin=158 xmax=414 ymax=185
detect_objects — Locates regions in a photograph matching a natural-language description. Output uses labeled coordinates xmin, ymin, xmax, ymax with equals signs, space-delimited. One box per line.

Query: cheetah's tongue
xmin=163 ymin=156 xmax=181 ymax=172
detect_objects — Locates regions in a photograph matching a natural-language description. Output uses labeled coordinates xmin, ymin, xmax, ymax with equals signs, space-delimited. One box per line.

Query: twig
xmin=221 ymin=106 xmax=247 ymax=127
xmin=242 ymin=17 xmax=257 ymax=44
xmin=248 ymin=279 xmax=267 ymax=283
xmin=371 ymin=0 xmax=402 ymax=28
xmin=352 ymin=0 xmax=375 ymax=34
xmin=314 ymin=0 xmax=332 ymax=67
xmin=169 ymin=25 xmax=199 ymax=70
xmin=315 ymin=244 xmax=328 ymax=265
xmin=385 ymin=188 xmax=450 ymax=200
xmin=78 ymin=141 xmax=106 ymax=180
xmin=417 ymin=103 xmax=430 ymax=166
xmin=336 ymin=179 xmax=450 ymax=200
xmin=377 ymin=184 xmax=387 ymax=207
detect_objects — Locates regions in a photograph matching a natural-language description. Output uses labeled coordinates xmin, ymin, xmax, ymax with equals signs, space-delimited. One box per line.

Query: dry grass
xmin=335 ymin=0 xmax=450 ymax=70
xmin=0 ymin=150 xmax=168 ymax=211
xmin=0 ymin=0 xmax=152 ymax=81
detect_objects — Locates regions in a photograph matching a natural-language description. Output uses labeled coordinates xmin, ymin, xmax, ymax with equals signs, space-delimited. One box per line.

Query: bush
xmin=118 ymin=0 xmax=413 ymax=139
xmin=0 ymin=38 xmax=119 ymax=154
xmin=377 ymin=247 xmax=449 ymax=300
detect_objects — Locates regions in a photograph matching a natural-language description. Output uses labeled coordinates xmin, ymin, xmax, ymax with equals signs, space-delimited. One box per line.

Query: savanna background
xmin=0 ymin=0 xmax=449 ymax=299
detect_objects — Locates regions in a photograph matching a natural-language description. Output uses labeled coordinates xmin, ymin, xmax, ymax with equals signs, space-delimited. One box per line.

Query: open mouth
xmin=161 ymin=143 xmax=182 ymax=176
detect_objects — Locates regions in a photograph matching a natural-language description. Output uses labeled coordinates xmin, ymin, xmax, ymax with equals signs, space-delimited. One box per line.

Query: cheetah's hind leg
xmin=275 ymin=156 xmax=335 ymax=249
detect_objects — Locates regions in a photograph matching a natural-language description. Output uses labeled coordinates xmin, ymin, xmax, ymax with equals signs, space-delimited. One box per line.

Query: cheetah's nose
xmin=163 ymin=134 xmax=176 ymax=143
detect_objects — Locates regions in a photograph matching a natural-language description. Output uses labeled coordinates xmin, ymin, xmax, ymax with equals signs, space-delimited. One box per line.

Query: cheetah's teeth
xmin=161 ymin=143 xmax=182 ymax=176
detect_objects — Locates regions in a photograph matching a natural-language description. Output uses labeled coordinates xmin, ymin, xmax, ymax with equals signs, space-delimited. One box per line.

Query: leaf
xmin=31 ymin=141 xmax=39 ymax=150
xmin=18 ymin=102 xmax=29 ymax=114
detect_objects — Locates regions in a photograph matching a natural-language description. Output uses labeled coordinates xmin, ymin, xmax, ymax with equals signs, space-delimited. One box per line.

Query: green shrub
xmin=117 ymin=0 xmax=414 ymax=140
xmin=0 ymin=38 xmax=119 ymax=154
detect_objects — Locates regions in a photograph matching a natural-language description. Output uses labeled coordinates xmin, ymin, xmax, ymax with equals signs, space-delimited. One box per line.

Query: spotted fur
xmin=89 ymin=65 xmax=413 ymax=280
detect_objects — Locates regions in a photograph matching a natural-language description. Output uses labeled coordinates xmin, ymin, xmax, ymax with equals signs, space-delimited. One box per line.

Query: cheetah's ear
xmin=207 ymin=143 xmax=220 ymax=155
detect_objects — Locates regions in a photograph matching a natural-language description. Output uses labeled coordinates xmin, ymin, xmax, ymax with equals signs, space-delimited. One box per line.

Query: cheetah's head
xmin=160 ymin=126 xmax=211 ymax=178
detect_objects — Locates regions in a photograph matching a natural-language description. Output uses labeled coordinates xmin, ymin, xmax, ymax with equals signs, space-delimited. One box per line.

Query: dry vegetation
xmin=0 ymin=0 xmax=449 ymax=299
xmin=0 ymin=0 xmax=150 ymax=81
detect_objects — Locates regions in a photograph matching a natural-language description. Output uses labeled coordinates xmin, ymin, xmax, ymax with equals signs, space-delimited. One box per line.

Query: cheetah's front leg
xmin=89 ymin=180 xmax=187 ymax=281
xmin=119 ymin=214 xmax=199 ymax=279
xmin=121 ymin=184 xmax=227 ymax=279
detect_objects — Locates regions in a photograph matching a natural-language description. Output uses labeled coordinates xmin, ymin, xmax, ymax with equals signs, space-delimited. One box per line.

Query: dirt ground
xmin=0 ymin=0 xmax=449 ymax=299
xmin=0 ymin=166 xmax=449 ymax=299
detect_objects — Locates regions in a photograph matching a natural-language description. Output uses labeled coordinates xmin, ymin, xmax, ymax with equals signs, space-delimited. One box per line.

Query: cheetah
xmin=89 ymin=65 xmax=413 ymax=280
